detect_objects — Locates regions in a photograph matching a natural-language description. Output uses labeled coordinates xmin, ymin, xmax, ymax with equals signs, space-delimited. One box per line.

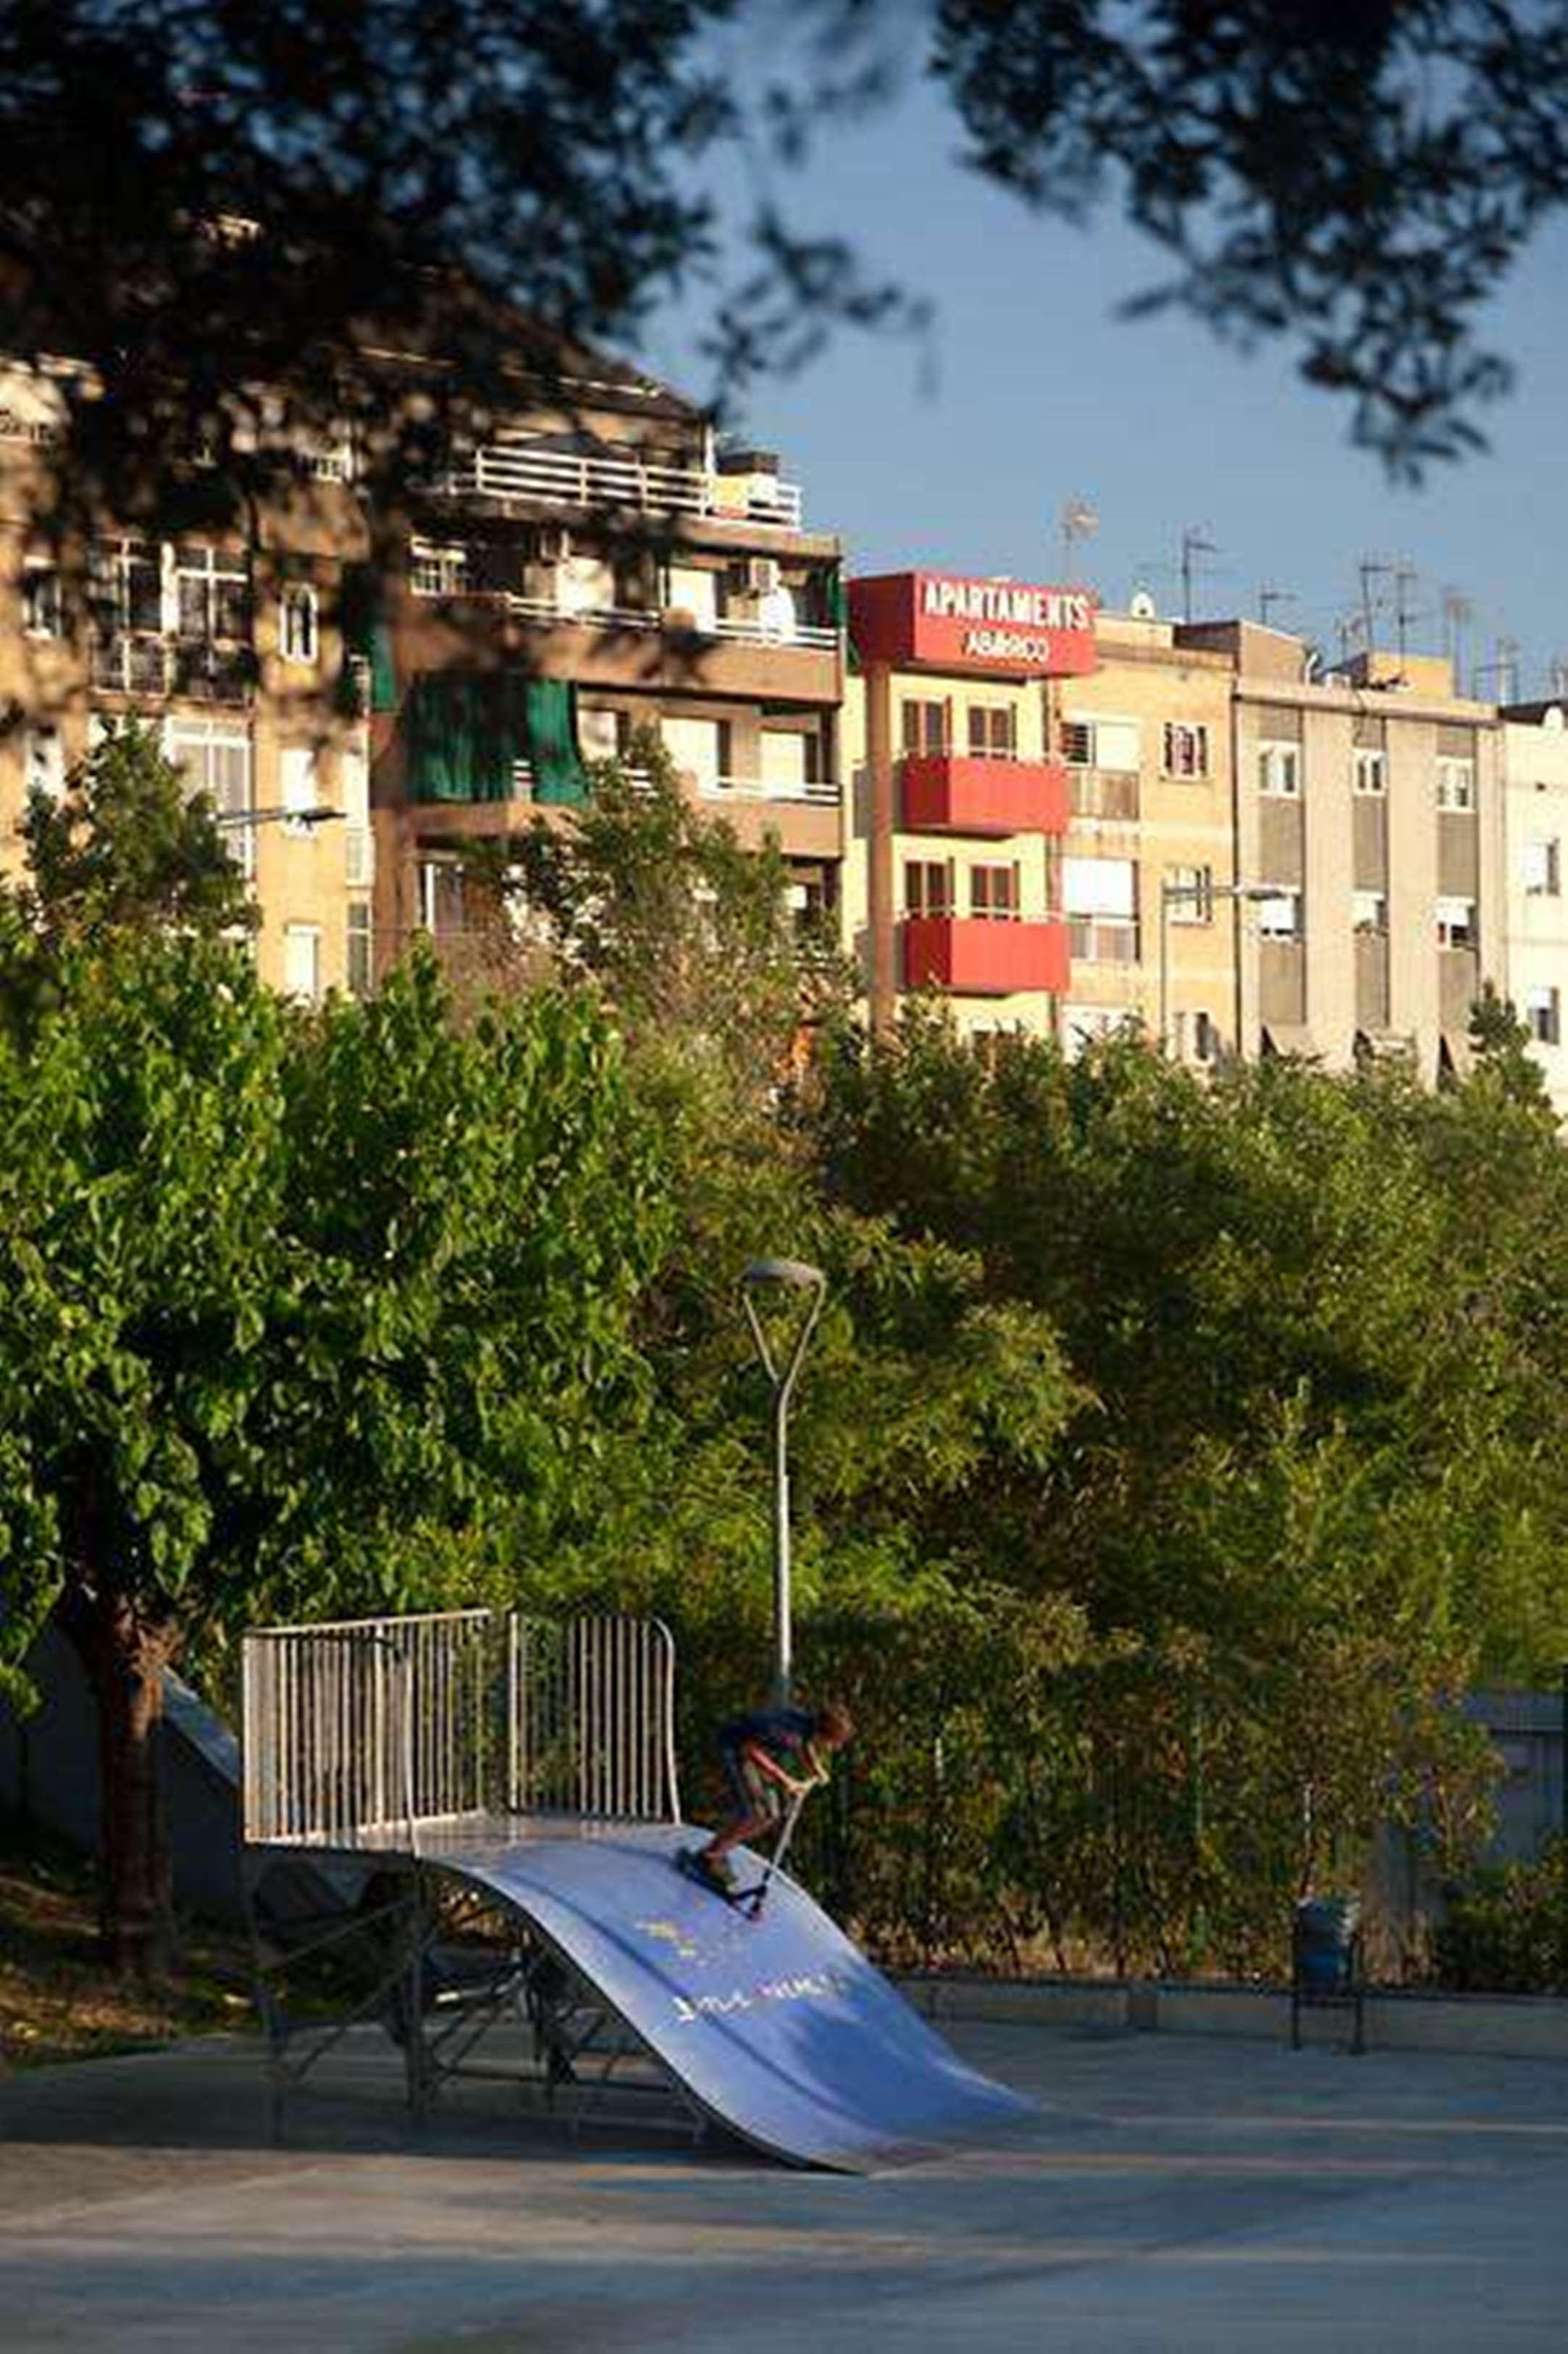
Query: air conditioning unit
xmin=536 ymin=527 xmax=571 ymax=565
xmin=745 ymin=557 xmax=781 ymax=597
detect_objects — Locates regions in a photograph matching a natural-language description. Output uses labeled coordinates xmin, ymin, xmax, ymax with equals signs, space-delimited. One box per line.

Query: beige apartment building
xmin=1498 ymin=700 xmax=1568 ymax=1113
xmin=0 ymin=341 xmax=845 ymax=997
xmin=1055 ymin=610 xmax=1239 ymax=1064
xmin=1186 ymin=629 xmax=1505 ymax=1078
xmin=0 ymin=376 xmax=374 ymax=998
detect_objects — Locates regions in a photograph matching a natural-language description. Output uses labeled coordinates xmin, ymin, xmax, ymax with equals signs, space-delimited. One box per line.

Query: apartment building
xmin=1 ymin=341 xmax=845 ymax=997
xmin=1498 ymin=700 xmax=1568 ymax=1112
xmin=0 ymin=366 xmax=374 ymax=998
xmin=1186 ymin=629 xmax=1506 ymax=1078
xmin=844 ymin=569 xmax=1095 ymax=1037
xmin=1056 ymin=608 xmax=1238 ymax=1064
xmin=380 ymin=369 xmax=844 ymax=971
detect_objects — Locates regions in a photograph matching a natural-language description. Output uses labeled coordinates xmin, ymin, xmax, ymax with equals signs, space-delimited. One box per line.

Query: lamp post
xmin=1158 ymin=876 xmax=1275 ymax=1055
xmin=740 ymin=1257 xmax=826 ymax=1705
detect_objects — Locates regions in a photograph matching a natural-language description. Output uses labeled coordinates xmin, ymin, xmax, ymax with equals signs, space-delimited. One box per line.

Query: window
xmin=1258 ymin=741 xmax=1301 ymax=797
xmin=1526 ymin=986 xmax=1561 ymax=1046
xmin=1063 ymin=855 xmax=1136 ymax=918
xmin=1191 ymin=1010 xmax=1219 ymax=1064
xmin=166 ymin=721 xmax=251 ymax=849
xmin=967 ymin=704 xmax=1016 ymax=757
xmin=280 ymin=583 xmax=319 ymax=665
xmin=22 ymin=560 xmax=60 ymax=638
xmin=1523 ymin=838 xmax=1560 ymax=896
xmin=1437 ymin=757 xmax=1475 ymax=812
xmin=760 ymin=730 xmax=808 ymax=795
xmin=342 ymin=744 xmax=373 ymax=885
xmin=346 ymin=905 xmax=373 ymax=1000
xmin=417 ymin=858 xmax=464 ymax=934
xmin=659 ymin=714 xmax=728 ymax=790
xmin=901 ymin=698 xmax=948 ymax=755
xmin=1353 ymin=747 xmax=1387 ymax=796
xmin=1162 ymin=721 xmax=1210 ymax=778
xmin=174 ymin=544 xmax=250 ymax=645
xmin=282 ymin=923 xmax=322 ymax=1004
xmin=1256 ymin=888 xmax=1302 ymax=939
xmin=970 ymin=863 xmax=1020 ymax=918
xmin=280 ymin=745 xmax=319 ymax=835
xmin=410 ymin=540 xmax=468 ymax=597
xmin=22 ymin=724 xmax=64 ymax=802
xmin=904 ymin=859 xmax=952 ymax=918
xmin=661 ymin=562 xmax=715 ymax=629
xmin=1435 ymin=895 xmax=1476 ymax=949
xmin=1060 ymin=716 xmax=1140 ymax=771
xmin=1352 ymin=889 xmax=1388 ymax=934
xmin=579 ymin=705 xmax=624 ymax=763
xmin=1165 ymin=863 xmax=1212 ymax=923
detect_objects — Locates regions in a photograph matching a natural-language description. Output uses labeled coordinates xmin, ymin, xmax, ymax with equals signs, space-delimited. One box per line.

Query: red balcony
xmin=903 ymin=916 xmax=1070 ymax=996
xmin=900 ymin=753 xmax=1069 ymax=837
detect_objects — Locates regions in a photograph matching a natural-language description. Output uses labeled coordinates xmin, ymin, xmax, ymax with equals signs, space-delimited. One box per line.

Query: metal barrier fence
xmin=242 ymin=1609 xmax=680 ymax=1846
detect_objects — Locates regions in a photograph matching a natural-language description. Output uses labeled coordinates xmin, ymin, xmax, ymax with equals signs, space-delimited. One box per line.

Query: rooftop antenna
xmin=1258 ymin=585 xmax=1297 ymax=628
xmin=1059 ymin=495 xmax=1099 ymax=584
xmin=1393 ymin=561 xmax=1420 ymax=670
xmin=1548 ymin=653 xmax=1568 ymax=701
xmin=1181 ymin=527 xmax=1217 ymax=623
xmin=1336 ymin=608 xmax=1368 ymax=667
xmin=1472 ymin=637 xmax=1521 ymax=705
xmin=1442 ymin=587 xmax=1474 ymax=687
xmin=1357 ymin=555 xmax=1395 ymax=666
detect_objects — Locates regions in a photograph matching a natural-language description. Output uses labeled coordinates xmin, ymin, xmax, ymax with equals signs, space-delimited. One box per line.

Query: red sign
xmin=850 ymin=571 xmax=1097 ymax=678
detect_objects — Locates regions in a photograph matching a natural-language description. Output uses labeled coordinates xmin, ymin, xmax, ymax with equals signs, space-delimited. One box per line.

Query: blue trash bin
xmin=1295 ymin=1896 xmax=1360 ymax=1993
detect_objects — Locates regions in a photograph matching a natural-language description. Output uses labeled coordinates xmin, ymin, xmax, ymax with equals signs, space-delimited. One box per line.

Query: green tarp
xmin=339 ymin=564 xmax=398 ymax=713
xmin=404 ymin=672 xmax=587 ymax=807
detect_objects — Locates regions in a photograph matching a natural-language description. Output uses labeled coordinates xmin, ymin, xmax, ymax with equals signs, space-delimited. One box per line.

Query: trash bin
xmin=1294 ymin=1896 xmax=1361 ymax=1993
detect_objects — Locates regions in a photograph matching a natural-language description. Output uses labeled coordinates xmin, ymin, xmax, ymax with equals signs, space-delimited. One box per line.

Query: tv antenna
xmin=1058 ymin=495 xmax=1099 ymax=583
xmin=1442 ymin=587 xmax=1474 ymax=684
xmin=1181 ymin=527 xmax=1217 ymax=623
xmin=1258 ymin=585 xmax=1296 ymax=628
xmin=1393 ymin=561 xmax=1420 ymax=669
xmin=1357 ymin=555 xmax=1396 ymax=663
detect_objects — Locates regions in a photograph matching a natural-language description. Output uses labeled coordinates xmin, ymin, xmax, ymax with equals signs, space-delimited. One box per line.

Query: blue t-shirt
xmin=719 ymin=1705 xmax=816 ymax=1767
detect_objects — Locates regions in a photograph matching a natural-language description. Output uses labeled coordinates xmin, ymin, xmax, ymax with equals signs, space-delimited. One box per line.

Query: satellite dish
xmin=1545 ymin=705 xmax=1566 ymax=732
xmin=1129 ymin=588 xmax=1157 ymax=619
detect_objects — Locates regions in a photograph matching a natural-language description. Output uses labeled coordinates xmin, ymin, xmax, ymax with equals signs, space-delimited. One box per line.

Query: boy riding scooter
xmin=684 ymin=1699 xmax=853 ymax=1893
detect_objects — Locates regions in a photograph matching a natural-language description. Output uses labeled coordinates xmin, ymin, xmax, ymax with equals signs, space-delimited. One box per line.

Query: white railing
xmin=1068 ymin=768 xmax=1141 ymax=821
xmin=410 ymin=582 xmax=839 ymax=655
xmin=435 ymin=440 xmax=803 ymax=528
xmin=240 ymin=1607 xmax=681 ymax=1845
xmin=700 ymin=772 xmax=839 ymax=807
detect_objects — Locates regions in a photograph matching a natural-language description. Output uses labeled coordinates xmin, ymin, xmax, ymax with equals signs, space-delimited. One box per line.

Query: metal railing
xmin=411 ymin=584 xmax=839 ymax=655
xmin=1068 ymin=916 xmax=1141 ymax=963
xmin=1068 ymin=768 xmax=1141 ymax=821
xmin=699 ymin=771 xmax=839 ymax=806
xmin=434 ymin=440 xmax=803 ymax=528
xmin=241 ymin=1607 xmax=680 ymax=1846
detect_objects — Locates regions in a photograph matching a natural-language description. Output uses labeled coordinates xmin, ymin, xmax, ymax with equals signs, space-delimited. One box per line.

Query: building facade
xmin=1498 ymin=701 xmax=1568 ymax=1111
xmin=1 ymin=347 xmax=845 ymax=998
xmin=844 ymin=569 xmax=1095 ymax=1039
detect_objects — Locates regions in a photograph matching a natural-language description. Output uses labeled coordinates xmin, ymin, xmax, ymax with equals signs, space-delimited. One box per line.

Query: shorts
xmin=720 ymin=1742 xmax=784 ymax=1822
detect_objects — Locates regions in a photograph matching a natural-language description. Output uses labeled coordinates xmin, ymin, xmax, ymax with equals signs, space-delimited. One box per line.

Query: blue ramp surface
xmin=411 ymin=1817 xmax=1032 ymax=2171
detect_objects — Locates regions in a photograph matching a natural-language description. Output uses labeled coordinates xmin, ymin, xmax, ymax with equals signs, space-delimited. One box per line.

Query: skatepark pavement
xmin=4 ymin=2018 xmax=1568 ymax=2350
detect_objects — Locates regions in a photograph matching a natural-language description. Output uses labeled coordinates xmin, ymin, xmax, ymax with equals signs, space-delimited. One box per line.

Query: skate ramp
xmin=412 ymin=1814 xmax=1033 ymax=2172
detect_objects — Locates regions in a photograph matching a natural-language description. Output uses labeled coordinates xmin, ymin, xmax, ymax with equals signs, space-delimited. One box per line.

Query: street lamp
xmin=1158 ymin=876 xmax=1276 ymax=1055
xmin=740 ymin=1257 xmax=826 ymax=1706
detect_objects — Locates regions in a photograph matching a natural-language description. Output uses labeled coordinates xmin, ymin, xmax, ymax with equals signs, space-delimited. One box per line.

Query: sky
xmin=636 ymin=43 xmax=1568 ymax=703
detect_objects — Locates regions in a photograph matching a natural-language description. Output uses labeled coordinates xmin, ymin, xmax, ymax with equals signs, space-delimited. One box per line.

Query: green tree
xmin=0 ymin=936 xmax=668 ymax=1970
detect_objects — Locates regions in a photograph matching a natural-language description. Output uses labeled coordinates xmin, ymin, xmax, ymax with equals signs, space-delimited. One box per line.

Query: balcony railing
xmin=415 ymin=585 xmax=839 ymax=655
xmin=1068 ymin=767 xmax=1141 ymax=821
xmin=699 ymin=771 xmax=839 ymax=808
xmin=432 ymin=441 xmax=804 ymax=529
xmin=900 ymin=749 xmax=1068 ymax=837
xmin=1068 ymin=916 xmax=1141 ymax=964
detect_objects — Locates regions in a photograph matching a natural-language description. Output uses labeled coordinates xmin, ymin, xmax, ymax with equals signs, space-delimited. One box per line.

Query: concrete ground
xmin=4 ymin=2019 xmax=1568 ymax=2350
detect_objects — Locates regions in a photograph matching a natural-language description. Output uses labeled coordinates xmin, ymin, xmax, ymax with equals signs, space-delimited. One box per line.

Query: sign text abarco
xmin=847 ymin=571 xmax=1098 ymax=677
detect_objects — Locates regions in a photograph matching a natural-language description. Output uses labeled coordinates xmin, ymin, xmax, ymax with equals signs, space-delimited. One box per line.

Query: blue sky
xmin=637 ymin=51 xmax=1568 ymax=701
